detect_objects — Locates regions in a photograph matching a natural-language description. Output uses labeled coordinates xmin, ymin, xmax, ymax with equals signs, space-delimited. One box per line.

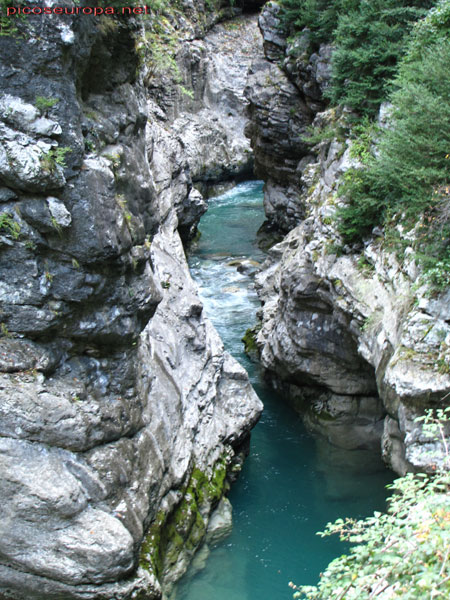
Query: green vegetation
xmin=302 ymin=119 xmax=348 ymax=147
xmin=137 ymin=27 xmax=179 ymax=80
xmin=281 ymin=1 xmax=449 ymax=288
xmin=280 ymin=0 xmax=433 ymax=117
xmin=324 ymin=241 xmax=344 ymax=257
xmin=356 ymin=255 xmax=375 ymax=275
xmin=93 ymin=1 xmax=184 ymax=84
xmin=0 ymin=322 xmax=11 ymax=338
xmin=131 ymin=0 xmax=186 ymax=83
xmin=116 ymin=195 xmax=136 ymax=239
xmin=282 ymin=0 xmax=450 ymax=289
xmin=139 ymin=458 xmax=228 ymax=579
xmin=291 ymin=470 xmax=450 ymax=599
xmin=242 ymin=324 xmax=260 ymax=356
xmin=205 ymin=0 xmax=235 ymax=11
xmin=35 ymin=96 xmax=59 ymax=115
xmin=280 ymin=0 xmax=342 ymax=46
xmin=40 ymin=146 xmax=71 ymax=172
xmin=291 ymin=408 xmax=450 ymax=600
xmin=24 ymin=240 xmax=36 ymax=251
xmin=329 ymin=0 xmax=433 ymax=117
xmin=0 ymin=0 xmax=23 ymax=37
xmin=179 ymin=85 xmax=194 ymax=99
xmin=0 ymin=212 xmax=21 ymax=239
xmin=347 ymin=118 xmax=379 ymax=164
xmin=133 ymin=0 xmax=234 ymax=93
xmin=336 ymin=2 xmax=450 ymax=288
xmin=361 ymin=310 xmax=383 ymax=334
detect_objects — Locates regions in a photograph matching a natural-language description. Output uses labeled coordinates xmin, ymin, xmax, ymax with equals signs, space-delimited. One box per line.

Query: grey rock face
xmin=253 ymin=109 xmax=450 ymax=472
xmin=0 ymin=8 xmax=262 ymax=600
xmin=257 ymin=235 xmax=377 ymax=397
xmin=144 ymin=14 xmax=261 ymax=241
xmin=243 ymin=6 xmax=450 ymax=470
xmin=244 ymin=2 xmax=331 ymax=233
xmin=262 ymin=178 xmax=309 ymax=233
xmin=205 ymin=497 xmax=233 ymax=545
xmin=268 ymin=377 xmax=385 ymax=451
xmin=258 ymin=1 xmax=288 ymax=61
xmin=171 ymin=16 xmax=261 ymax=192
xmin=0 ymin=121 xmax=66 ymax=192
xmin=284 ymin=40 xmax=333 ymax=106
xmin=245 ymin=57 xmax=310 ymax=187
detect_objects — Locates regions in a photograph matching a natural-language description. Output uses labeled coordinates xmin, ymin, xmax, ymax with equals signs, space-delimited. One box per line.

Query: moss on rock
xmin=242 ymin=324 xmax=261 ymax=360
xmin=139 ymin=456 xmax=229 ymax=584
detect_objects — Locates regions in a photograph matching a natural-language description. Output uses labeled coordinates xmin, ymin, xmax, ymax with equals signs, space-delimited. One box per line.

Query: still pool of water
xmin=180 ymin=181 xmax=394 ymax=600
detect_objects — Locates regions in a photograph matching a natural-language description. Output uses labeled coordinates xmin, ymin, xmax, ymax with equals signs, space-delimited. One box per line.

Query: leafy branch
xmin=291 ymin=407 xmax=450 ymax=600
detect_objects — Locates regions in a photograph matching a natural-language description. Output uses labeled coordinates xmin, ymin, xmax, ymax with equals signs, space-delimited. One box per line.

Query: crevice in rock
xmin=79 ymin=22 xmax=138 ymax=101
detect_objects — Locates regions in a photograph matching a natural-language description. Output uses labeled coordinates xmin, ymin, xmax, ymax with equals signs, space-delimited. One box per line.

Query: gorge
xmin=0 ymin=1 xmax=449 ymax=599
xmin=177 ymin=181 xmax=393 ymax=600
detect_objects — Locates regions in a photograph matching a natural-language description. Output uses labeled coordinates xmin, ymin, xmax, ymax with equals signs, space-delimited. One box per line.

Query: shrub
xmin=291 ymin=470 xmax=450 ymax=599
xmin=40 ymin=146 xmax=71 ymax=171
xmin=290 ymin=408 xmax=450 ymax=600
xmin=0 ymin=0 xmax=23 ymax=37
xmin=35 ymin=96 xmax=59 ymax=115
xmin=0 ymin=212 xmax=20 ymax=239
xmin=280 ymin=0 xmax=347 ymax=46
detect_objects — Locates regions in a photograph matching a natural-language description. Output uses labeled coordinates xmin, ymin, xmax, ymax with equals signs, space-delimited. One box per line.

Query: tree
xmin=280 ymin=0 xmax=347 ymax=46
xmin=280 ymin=0 xmax=434 ymax=117
xmin=337 ymin=1 xmax=450 ymax=287
xmin=329 ymin=0 xmax=434 ymax=116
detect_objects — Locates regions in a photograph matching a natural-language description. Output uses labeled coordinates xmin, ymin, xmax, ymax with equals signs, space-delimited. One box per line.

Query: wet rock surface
xmin=0 ymin=6 xmax=262 ymax=599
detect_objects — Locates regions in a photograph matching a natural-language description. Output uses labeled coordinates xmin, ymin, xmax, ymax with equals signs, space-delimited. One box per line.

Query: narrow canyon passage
xmin=177 ymin=182 xmax=394 ymax=600
xmin=1 ymin=2 xmax=448 ymax=599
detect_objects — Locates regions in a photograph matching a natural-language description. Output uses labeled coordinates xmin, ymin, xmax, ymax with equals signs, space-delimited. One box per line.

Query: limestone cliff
xmin=0 ymin=3 xmax=263 ymax=599
xmin=245 ymin=2 xmax=450 ymax=475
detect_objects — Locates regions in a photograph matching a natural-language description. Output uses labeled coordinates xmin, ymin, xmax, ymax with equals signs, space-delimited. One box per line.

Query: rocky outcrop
xmin=255 ymin=118 xmax=450 ymax=472
xmin=246 ymin=3 xmax=450 ymax=474
xmin=244 ymin=56 xmax=311 ymax=231
xmin=170 ymin=16 xmax=261 ymax=194
xmin=0 ymin=4 xmax=262 ymax=599
xmin=244 ymin=1 xmax=332 ymax=232
xmin=144 ymin=12 xmax=262 ymax=239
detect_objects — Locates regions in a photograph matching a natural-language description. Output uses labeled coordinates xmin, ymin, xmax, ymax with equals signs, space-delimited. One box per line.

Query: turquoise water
xmin=181 ymin=181 xmax=394 ymax=600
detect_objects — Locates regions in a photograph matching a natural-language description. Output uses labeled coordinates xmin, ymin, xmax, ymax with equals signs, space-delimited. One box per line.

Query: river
xmin=177 ymin=180 xmax=393 ymax=600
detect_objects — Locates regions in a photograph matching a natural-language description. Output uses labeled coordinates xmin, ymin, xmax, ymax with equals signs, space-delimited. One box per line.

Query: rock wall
xmin=0 ymin=4 xmax=263 ymax=599
xmin=244 ymin=1 xmax=332 ymax=232
xmin=169 ymin=16 xmax=261 ymax=194
xmin=245 ymin=2 xmax=450 ymax=474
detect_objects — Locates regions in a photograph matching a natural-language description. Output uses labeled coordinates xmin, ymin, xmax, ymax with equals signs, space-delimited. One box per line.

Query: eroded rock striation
xmin=244 ymin=1 xmax=332 ymax=233
xmin=0 ymin=4 xmax=263 ymax=599
xmin=245 ymin=2 xmax=450 ymax=474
